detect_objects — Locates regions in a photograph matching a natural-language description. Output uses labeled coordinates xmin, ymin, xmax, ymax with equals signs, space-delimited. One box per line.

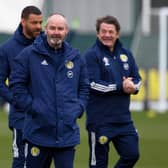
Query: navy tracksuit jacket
xmin=84 ymin=38 xmax=141 ymax=168
xmin=83 ymin=38 xmax=141 ymax=127
xmin=10 ymin=34 xmax=89 ymax=147
xmin=0 ymin=24 xmax=35 ymax=129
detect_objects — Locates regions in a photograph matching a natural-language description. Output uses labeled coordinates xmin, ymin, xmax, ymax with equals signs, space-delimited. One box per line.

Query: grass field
xmin=0 ymin=109 xmax=168 ymax=168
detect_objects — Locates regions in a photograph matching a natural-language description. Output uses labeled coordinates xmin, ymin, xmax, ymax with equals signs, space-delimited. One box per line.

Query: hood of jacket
xmin=13 ymin=24 xmax=35 ymax=46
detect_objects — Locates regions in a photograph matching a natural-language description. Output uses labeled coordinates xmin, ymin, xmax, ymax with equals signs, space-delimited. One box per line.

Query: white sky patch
xmin=0 ymin=0 xmax=44 ymax=33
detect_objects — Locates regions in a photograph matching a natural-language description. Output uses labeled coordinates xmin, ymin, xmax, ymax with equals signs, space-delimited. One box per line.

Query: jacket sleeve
xmin=0 ymin=47 xmax=13 ymax=103
xmin=78 ymin=56 xmax=90 ymax=117
xmin=9 ymin=50 xmax=33 ymax=112
xmin=83 ymin=50 xmax=122 ymax=94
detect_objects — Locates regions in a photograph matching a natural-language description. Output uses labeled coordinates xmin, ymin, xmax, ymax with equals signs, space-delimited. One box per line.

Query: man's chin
xmin=30 ymin=32 xmax=40 ymax=38
xmin=103 ymin=43 xmax=112 ymax=47
xmin=50 ymin=41 xmax=62 ymax=48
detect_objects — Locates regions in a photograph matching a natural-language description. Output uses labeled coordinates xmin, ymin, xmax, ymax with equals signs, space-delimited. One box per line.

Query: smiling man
xmin=45 ymin=14 xmax=68 ymax=49
xmin=10 ymin=13 xmax=89 ymax=168
xmin=83 ymin=15 xmax=141 ymax=168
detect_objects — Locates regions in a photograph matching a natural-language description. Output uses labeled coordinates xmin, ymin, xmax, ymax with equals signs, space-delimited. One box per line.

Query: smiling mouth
xmin=103 ymin=40 xmax=112 ymax=43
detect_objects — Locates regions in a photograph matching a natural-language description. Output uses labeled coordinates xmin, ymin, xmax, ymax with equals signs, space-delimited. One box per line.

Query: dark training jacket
xmin=0 ymin=24 xmax=35 ymax=129
xmin=83 ymin=39 xmax=141 ymax=128
xmin=10 ymin=34 xmax=89 ymax=147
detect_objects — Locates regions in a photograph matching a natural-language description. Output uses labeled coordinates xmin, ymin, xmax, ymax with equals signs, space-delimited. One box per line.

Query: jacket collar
xmin=14 ymin=24 xmax=35 ymax=45
xmin=96 ymin=38 xmax=123 ymax=58
xmin=33 ymin=33 xmax=79 ymax=61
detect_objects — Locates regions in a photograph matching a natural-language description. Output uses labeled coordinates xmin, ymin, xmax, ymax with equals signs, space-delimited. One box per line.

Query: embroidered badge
xmin=103 ymin=57 xmax=110 ymax=66
xmin=31 ymin=147 xmax=40 ymax=157
xmin=120 ymin=54 xmax=128 ymax=62
xmin=67 ymin=70 xmax=73 ymax=78
xmin=123 ymin=63 xmax=129 ymax=70
xmin=41 ymin=59 xmax=48 ymax=65
xmin=99 ymin=136 xmax=108 ymax=144
xmin=65 ymin=61 xmax=74 ymax=69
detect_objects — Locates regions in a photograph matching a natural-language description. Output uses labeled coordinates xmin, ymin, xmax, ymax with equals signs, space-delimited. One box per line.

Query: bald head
xmin=46 ymin=13 xmax=68 ymax=28
xmin=45 ymin=13 xmax=69 ymax=49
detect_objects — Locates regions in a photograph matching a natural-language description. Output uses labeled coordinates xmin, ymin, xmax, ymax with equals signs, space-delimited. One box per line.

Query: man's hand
xmin=122 ymin=76 xmax=136 ymax=94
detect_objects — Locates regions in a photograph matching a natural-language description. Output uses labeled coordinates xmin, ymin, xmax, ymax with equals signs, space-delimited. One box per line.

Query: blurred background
xmin=1 ymin=0 xmax=168 ymax=112
xmin=0 ymin=0 xmax=168 ymax=167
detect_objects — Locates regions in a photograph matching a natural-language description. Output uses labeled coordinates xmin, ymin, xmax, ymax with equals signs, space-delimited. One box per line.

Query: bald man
xmin=10 ymin=13 xmax=89 ymax=168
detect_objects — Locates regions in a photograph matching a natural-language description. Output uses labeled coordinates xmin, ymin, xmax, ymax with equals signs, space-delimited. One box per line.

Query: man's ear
xmin=21 ymin=19 xmax=25 ymax=27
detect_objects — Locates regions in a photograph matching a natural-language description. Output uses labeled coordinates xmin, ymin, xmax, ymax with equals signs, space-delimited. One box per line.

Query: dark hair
xmin=21 ymin=6 xmax=42 ymax=19
xmin=96 ymin=15 xmax=120 ymax=33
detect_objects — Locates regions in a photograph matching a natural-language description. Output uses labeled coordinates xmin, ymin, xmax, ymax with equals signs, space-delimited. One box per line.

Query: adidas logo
xmin=41 ymin=60 xmax=48 ymax=65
